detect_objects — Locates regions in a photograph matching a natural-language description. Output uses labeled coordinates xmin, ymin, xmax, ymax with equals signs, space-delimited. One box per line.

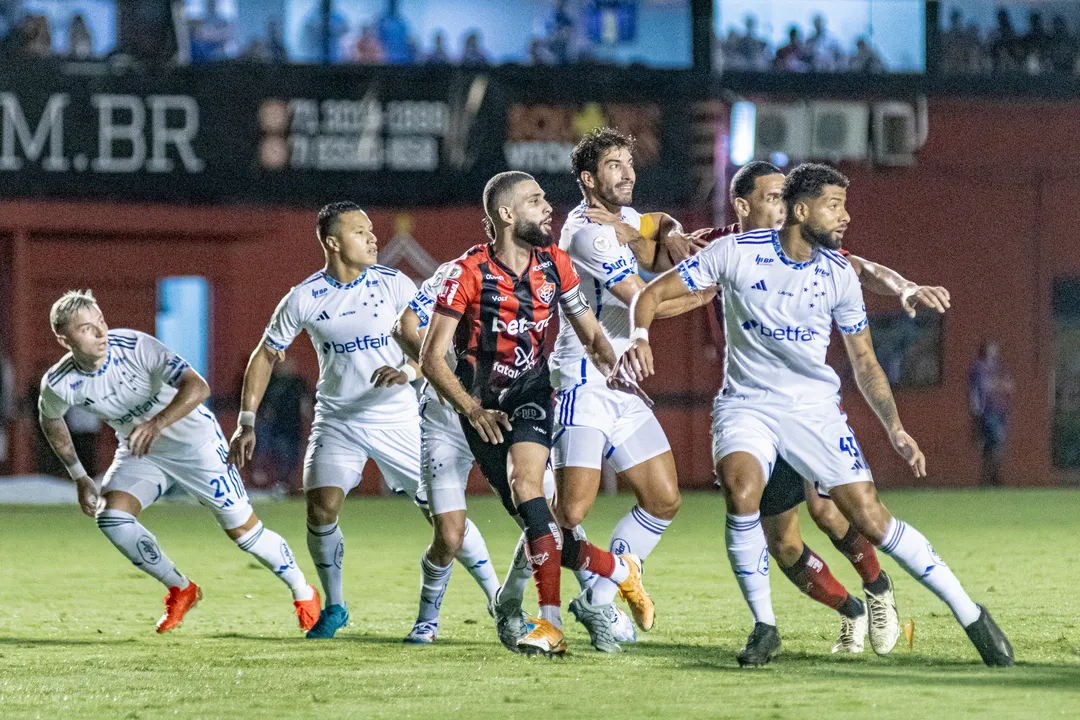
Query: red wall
xmin=2 ymin=98 xmax=1077 ymax=490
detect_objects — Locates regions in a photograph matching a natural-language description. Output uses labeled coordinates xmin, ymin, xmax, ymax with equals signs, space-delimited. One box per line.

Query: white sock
xmin=590 ymin=507 xmax=672 ymax=605
xmin=539 ymin=604 xmax=562 ymax=629
xmin=96 ymin=510 xmax=188 ymax=589
xmin=501 ymin=533 xmax=532 ymax=605
xmin=455 ymin=519 xmax=499 ymax=604
xmin=879 ymin=518 xmax=981 ymax=627
xmin=726 ymin=512 xmax=776 ymax=626
xmin=570 ymin=525 xmax=595 ymax=591
xmin=307 ymin=520 xmax=345 ymax=607
xmin=417 ymin=552 xmax=453 ymax=624
xmin=235 ymin=521 xmax=312 ymax=601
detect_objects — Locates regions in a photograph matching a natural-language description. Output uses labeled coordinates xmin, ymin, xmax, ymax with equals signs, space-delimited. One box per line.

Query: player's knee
xmin=846 ymin=504 xmax=890 ymax=545
xmin=767 ymin=536 xmax=804 ymax=568
xmin=553 ymin=499 xmax=589 ymax=529
xmin=306 ymin=501 xmax=338 ymax=527
xmin=719 ymin=473 xmax=762 ymax=513
xmin=809 ymin=501 xmax=846 ymax=538
xmin=640 ymin=485 xmax=680 ymax=521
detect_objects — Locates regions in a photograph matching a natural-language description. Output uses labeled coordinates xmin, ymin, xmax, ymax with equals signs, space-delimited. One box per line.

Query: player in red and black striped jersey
xmin=690 ymin=162 xmax=954 ymax=664
xmin=420 ymin=171 xmax=652 ymax=656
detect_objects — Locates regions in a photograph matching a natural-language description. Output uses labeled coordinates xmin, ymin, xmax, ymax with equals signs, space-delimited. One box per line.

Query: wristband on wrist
xmin=629 ymin=327 xmax=649 ymax=344
xmin=401 ymin=364 xmax=418 ymax=382
xmin=66 ymin=461 xmax=87 ymax=480
xmin=238 ymin=410 xmax=256 ymax=427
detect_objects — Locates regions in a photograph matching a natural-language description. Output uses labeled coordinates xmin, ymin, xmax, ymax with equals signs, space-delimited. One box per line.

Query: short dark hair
xmin=482 ymin=171 xmax=533 ymax=238
xmin=782 ymin=163 xmax=849 ymax=214
xmin=570 ymin=127 xmax=635 ymax=191
xmin=729 ymin=161 xmax=782 ymax=205
xmin=317 ymin=201 xmax=364 ymax=243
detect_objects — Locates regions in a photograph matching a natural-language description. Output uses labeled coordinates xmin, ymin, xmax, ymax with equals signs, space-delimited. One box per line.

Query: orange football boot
xmin=156 ymin=582 xmax=202 ymax=633
xmin=294 ymin=586 xmax=321 ymax=632
xmin=516 ymin=618 xmax=567 ymax=657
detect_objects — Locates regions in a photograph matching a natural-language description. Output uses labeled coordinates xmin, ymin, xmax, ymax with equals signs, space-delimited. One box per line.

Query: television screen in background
xmin=938 ymin=1 xmax=1080 ymax=76
xmin=714 ymin=0 xmax=926 ymax=74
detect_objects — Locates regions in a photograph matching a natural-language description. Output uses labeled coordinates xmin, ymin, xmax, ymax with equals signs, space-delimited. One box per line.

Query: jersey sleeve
xmin=833 ymin=264 xmax=869 ymax=335
xmin=553 ymin=247 xmax=581 ymax=293
xmin=37 ymin=377 xmax=70 ymax=420
xmin=433 ymin=262 xmax=477 ymax=320
xmin=409 ymin=267 xmax=448 ymax=329
xmin=674 ymin=236 xmax=735 ymax=292
xmin=263 ymin=289 xmax=304 ymax=353
xmin=566 ymin=224 xmax=637 ymax=290
xmin=135 ymin=332 xmax=192 ymax=387
xmin=390 ymin=272 xmax=419 ymax=314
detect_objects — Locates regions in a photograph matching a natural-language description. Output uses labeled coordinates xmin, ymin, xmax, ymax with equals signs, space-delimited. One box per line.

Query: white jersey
xmin=676 ymin=228 xmax=868 ymax=407
xmin=550 ymin=202 xmax=643 ymax=385
xmin=263 ymin=265 xmax=419 ymax=428
xmin=38 ymin=329 xmax=220 ymax=458
xmin=407 ymin=261 xmax=459 ymax=401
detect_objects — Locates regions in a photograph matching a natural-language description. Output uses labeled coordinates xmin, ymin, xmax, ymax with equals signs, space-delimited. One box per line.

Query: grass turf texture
xmin=2 ymin=490 xmax=1079 ymax=719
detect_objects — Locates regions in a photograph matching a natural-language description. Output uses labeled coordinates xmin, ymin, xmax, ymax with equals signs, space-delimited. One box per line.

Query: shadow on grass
xmin=0 ymin=637 xmax=139 ymax=647
xmin=209 ymin=632 xmax=492 ymax=649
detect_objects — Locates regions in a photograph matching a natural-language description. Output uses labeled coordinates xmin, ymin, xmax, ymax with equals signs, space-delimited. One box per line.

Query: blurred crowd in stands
xmin=716 ymin=14 xmax=886 ymax=73
xmin=940 ymin=7 xmax=1080 ymax=76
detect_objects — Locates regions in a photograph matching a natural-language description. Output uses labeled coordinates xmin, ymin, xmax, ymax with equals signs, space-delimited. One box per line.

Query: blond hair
xmin=50 ymin=289 xmax=98 ymax=334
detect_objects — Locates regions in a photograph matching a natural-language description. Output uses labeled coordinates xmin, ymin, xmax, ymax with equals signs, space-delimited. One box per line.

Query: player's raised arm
xmin=227 ymin=342 xmax=278 ymax=469
xmin=420 ymin=312 xmax=511 ymax=444
xmin=38 ymin=381 xmax=97 ymax=517
xmin=128 ymin=367 xmax=211 ymax=458
xmin=847 ymin=254 xmax=951 ymax=318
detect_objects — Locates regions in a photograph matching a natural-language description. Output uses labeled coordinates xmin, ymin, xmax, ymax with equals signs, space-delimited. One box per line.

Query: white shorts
xmin=102 ymin=440 xmax=254 ymax=530
xmin=420 ymin=395 xmax=474 ymax=516
xmin=303 ymin=421 xmax=425 ymax=507
xmin=552 ymin=382 xmax=670 ymax=473
xmin=710 ymin=397 xmax=873 ymax=495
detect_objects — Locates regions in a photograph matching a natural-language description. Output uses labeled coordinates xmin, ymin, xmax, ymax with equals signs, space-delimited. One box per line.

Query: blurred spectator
xmin=1023 ymin=11 xmax=1050 ymax=73
xmin=969 ymin=341 xmax=1014 ymax=487
xmin=805 ymin=14 xmax=841 ymax=71
xmin=354 ymin=24 xmax=385 ymax=64
xmin=774 ymin=26 xmax=805 ymax=71
xmin=529 ymin=37 xmax=554 ymax=65
xmin=240 ymin=19 xmax=287 ymax=63
xmin=189 ymin=0 xmax=236 ymax=63
xmin=545 ymin=0 xmax=576 ymax=64
xmin=850 ymin=37 xmax=885 ymax=73
xmin=990 ymin=9 xmax=1024 ymax=73
xmin=252 ymin=356 xmax=310 ymax=494
xmin=1048 ymin=15 xmax=1077 ymax=75
xmin=377 ymin=1 xmax=413 ymax=64
xmin=301 ymin=3 xmax=347 ymax=63
xmin=21 ymin=14 xmax=52 ymax=57
xmin=426 ymin=30 xmax=448 ymax=63
xmin=460 ymin=30 xmax=488 ymax=66
xmin=67 ymin=13 xmax=93 ymax=59
xmin=735 ymin=15 xmax=769 ymax=70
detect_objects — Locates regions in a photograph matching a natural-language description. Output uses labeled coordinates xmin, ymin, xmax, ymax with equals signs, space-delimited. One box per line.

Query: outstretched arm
xmin=420 ymin=313 xmax=511 ymax=444
xmin=842 ymin=327 xmax=926 ymax=478
xmin=608 ymin=274 xmax=716 ymax=320
xmin=129 ymin=368 xmax=210 ymax=458
xmin=615 ymin=269 xmax=700 ymax=382
xmin=848 ymin=254 xmax=951 ymax=318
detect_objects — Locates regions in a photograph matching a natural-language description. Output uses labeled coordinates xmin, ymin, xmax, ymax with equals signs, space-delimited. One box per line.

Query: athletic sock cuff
xmin=235 ymin=521 xmax=265 ymax=550
xmin=421 ymin=553 xmax=454 ymax=577
xmin=726 ymin=511 xmax=761 ymax=531
xmin=307 ymin=521 xmax=339 ymax=536
xmin=96 ymin=509 xmax=136 ymax=527
xmin=631 ymin=505 xmax=671 ymax=535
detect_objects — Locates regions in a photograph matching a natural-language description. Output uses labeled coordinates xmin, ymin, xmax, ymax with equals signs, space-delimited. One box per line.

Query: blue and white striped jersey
xmin=39 ymin=329 xmax=220 ymax=458
xmin=263 ymin=265 xmax=419 ymax=428
xmin=677 ymin=228 xmax=868 ymax=407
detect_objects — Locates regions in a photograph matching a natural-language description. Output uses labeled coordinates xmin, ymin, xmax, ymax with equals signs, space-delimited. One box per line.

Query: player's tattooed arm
xmin=39 ymin=414 xmax=97 ymax=515
xmin=842 ymin=328 xmax=927 ymax=478
xmin=130 ymin=368 xmax=210 ymax=458
xmin=848 ymin=254 xmax=951 ymax=319
xmin=421 ymin=313 xmax=511 ymax=444
xmin=228 ymin=343 xmax=278 ymax=469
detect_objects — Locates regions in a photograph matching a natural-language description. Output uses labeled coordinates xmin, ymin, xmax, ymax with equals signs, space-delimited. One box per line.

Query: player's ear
xmin=792 ymin=201 xmax=809 ymax=224
xmin=54 ymin=332 xmax=72 ymax=352
xmin=497 ymin=205 xmax=513 ymax=226
xmin=733 ymin=197 xmax=750 ymax=219
xmin=580 ymin=171 xmax=595 ymax=191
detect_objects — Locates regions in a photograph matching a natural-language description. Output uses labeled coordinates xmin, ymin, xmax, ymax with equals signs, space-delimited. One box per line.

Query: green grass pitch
xmin=2 ymin=490 xmax=1079 ymax=719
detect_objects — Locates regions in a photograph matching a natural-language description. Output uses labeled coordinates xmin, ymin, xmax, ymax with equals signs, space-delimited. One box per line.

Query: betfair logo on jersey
xmin=321 ymin=334 xmax=391 ymax=354
xmin=741 ymin=319 xmax=818 ymax=342
xmin=491 ymin=315 xmax=552 ymax=335
xmin=116 ymin=394 xmax=161 ymax=424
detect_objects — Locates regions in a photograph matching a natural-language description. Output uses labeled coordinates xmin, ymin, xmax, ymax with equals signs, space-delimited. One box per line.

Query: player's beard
xmin=801 ymin=222 xmax=843 ymax=250
xmin=597 ymin=180 xmax=632 ymax=208
xmin=514 ymin=218 xmax=554 ymax=247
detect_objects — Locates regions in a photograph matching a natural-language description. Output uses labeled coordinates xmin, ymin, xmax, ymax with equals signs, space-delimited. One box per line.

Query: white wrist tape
xmin=629 ymin=327 xmax=650 ymax=344
xmin=237 ymin=410 xmax=256 ymax=427
xmin=401 ymin=364 xmax=418 ymax=383
xmin=66 ymin=461 xmax=87 ymax=480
